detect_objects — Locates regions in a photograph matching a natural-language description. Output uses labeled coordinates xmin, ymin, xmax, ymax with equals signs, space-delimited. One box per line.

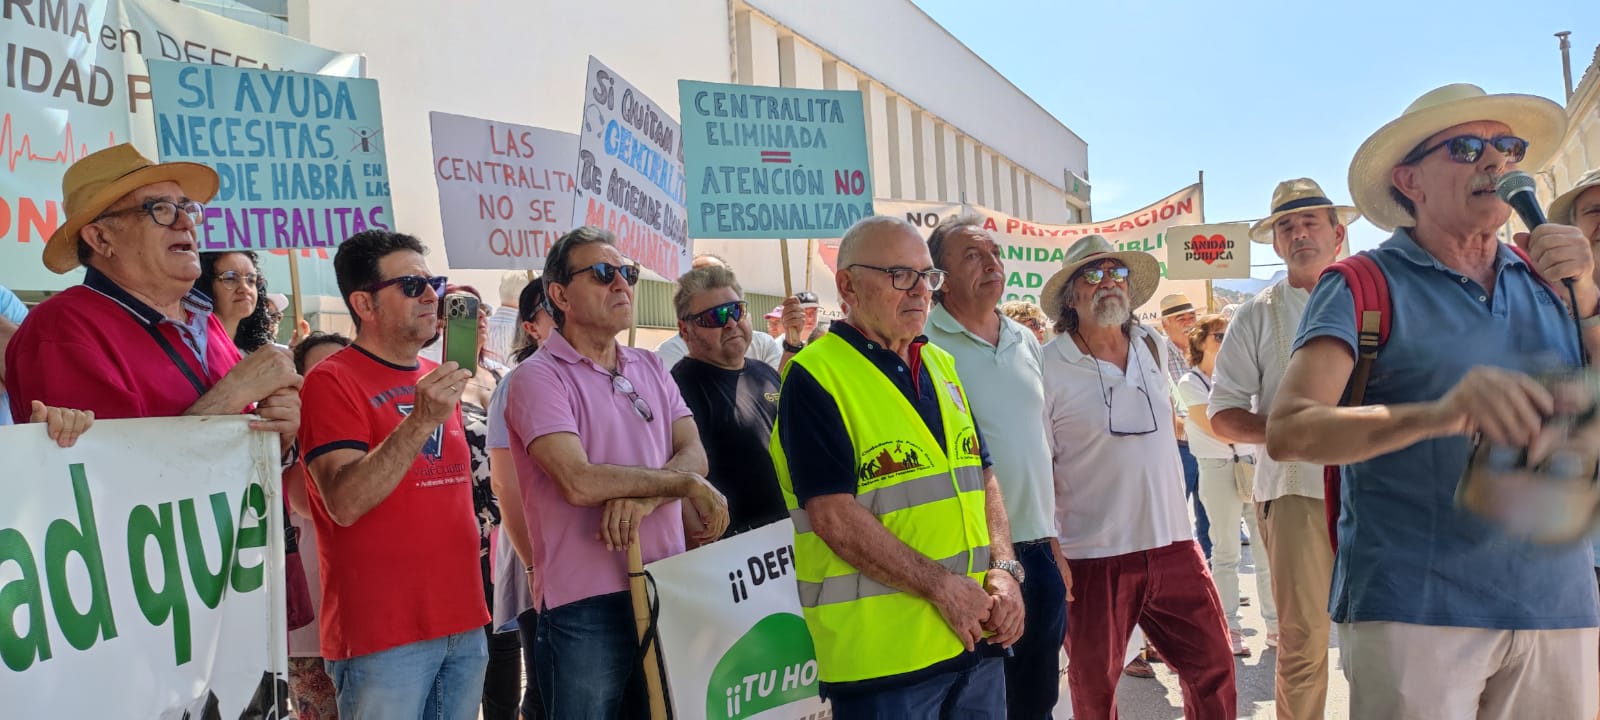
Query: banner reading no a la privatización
xmin=0 ymin=416 xmax=285 ymax=718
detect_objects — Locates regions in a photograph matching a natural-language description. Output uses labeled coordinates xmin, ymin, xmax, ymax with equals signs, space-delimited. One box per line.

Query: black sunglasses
xmin=1403 ymin=134 xmax=1528 ymax=165
xmin=683 ymin=300 xmax=747 ymax=328
xmin=364 ymin=275 xmax=447 ymax=298
xmin=570 ymin=263 xmax=640 ymax=286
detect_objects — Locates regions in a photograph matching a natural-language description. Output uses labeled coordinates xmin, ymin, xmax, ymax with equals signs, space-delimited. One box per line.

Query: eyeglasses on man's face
xmin=96 ymin=198 xmax=205 ymax=228
xmin=683 ymin=300 xmax=747 ymax=329
xmin=1402 ymin=134 xmax=1528 ymax=166
xmin=364 ymin=275 xmax=447 ymax=299
xmin=848 ymin=264 xmax=947 ymax=292
xmin=568 ymin=263 xmax=641 ymax=287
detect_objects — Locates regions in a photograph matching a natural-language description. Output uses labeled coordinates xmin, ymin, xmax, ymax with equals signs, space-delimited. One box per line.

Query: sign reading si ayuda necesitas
xmin=680 ymin=80 xmax=873 ymax=239
xmin=149 ymin=60 xmax=394 ymax=251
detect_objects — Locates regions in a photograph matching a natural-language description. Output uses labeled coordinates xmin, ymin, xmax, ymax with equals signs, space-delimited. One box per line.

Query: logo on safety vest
xmin=945 ymin=382 xmax=967 ymax=414
xmin=857 ymin=441 xmax=931 ymax=484
xmin=954 ymin=427 xmax=980 ymax=460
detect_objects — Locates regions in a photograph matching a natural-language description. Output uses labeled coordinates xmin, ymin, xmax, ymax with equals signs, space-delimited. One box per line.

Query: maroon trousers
xmin=1065 ymin=540 xmax=1236 ymax=720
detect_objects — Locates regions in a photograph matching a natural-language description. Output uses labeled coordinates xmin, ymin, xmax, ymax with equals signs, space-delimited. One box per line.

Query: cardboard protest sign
xmin=679 ymin=80 xmax=872 ymax=239
xmin=0 ymin=416 xmax=285 ymax=717
xmin=1165 ymin=223 xmax=1252 ymax=280
xmin=149 ymin=59 xmax=392 ymax=251
xmin=430 ymin=111 xmax=577 ymax=270
xmin=572 ymin=56 xmax=689 ymax=280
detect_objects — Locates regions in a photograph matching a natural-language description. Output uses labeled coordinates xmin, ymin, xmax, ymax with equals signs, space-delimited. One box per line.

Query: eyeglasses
xmin=610 ymin=370 xmax=654 ymax=423
xmin=95 ymin=198 xmax=205 ymax=227
xmin=1402 ymin=134 xmax=1528 ymax=165
xmin=570 ymin=263 xmax=641 ymax=286
xmin=1079 ymin=266 xmax=1130 ymax=285
xmin=364 ymin=275 xmax=447 ymax=298
xmin=683 ymin=300 xmax=747 ymax=328
xmin=216 ymin=270 xmax=261 ymax=290
xmin=847 ymin=264 xmax=947 ymax=291
xmin=1089 ymin=345 xmax=1158 ymax=436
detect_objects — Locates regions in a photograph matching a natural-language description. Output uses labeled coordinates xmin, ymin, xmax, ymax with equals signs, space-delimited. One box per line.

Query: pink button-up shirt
xmin=504 ymin=330 xmax=692 ymax=609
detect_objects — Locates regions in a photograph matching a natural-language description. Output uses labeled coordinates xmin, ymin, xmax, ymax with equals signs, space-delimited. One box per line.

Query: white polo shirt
xmin=1043 ymin=324 xmax=1191 ymax=560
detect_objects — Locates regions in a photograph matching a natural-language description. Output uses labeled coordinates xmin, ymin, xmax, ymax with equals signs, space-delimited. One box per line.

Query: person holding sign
xmin=502 ymin=226 xmax=729 ymax=717
xmin=772 ymin=215 xmax=1021 ymax=717
xmin=1039 ymin=235 xmax=1235 ymax=719
xmin=5 ymin=144 xmax=301 ymax=455
xmin=921 ymin=215 xmax=1067 ymax=719
xmin=297 ymin=230 xmax=489 ymax=720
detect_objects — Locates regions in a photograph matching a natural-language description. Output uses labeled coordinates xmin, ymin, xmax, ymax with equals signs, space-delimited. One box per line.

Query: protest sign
xmin=0 ymin=0 xmax=360 ymax=294
xmin=0 ymin=416 xmax=286 ymax=718
xmin=863 ymin=186 xmax=1210 ymax=320
xmin=429 ymin=111 xmax=577 ymax=271
xmin=148 ymin=59 xmax=391 ymax=251
xmin=1165 ymin=223 xmax=1252 ymax=280
xmin=648 ymin=520 xmax=829 ymax=720
xmin=572 ymin=56 xmax=689 ymax=280
xmin=679 ymin=80 xmax=872 ymax=239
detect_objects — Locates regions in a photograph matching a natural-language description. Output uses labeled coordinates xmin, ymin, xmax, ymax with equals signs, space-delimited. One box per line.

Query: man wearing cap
xmin=1210 ymin=177 xmax=1358 ymax=719
xmin=5 ymin=143 xmax=300 ymax=452
xmin=653 ymin=254 xmax=792 ymax=370
xmin=1270 ymin=84 xmax=1600 ymax=717
xmin=923 ymin=214 xmax=1067 ymax=718
xmin=1551 ymin=168 xmax=1600 ymax=246
xmin=773 ymin=215 xmax=1022 ymax=717
xmin=1159 ymin=292 xmax=1212 ymax=560
xmin=1041 ymin=234 xmax=1234 ymax=719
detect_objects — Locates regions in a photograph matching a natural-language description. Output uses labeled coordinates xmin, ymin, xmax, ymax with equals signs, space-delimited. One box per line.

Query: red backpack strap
xmin=1315 ymin=252 xmax=1392 ymax=554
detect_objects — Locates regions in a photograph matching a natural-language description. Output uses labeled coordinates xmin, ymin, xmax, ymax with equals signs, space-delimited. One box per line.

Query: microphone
xmin=1496 ymin=170 xmax=1547 ymax=230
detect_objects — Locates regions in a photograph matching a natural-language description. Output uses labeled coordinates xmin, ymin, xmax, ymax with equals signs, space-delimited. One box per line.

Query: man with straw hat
xmin=1157 ymin=292 xmax=1214 ymax=561
xmin=5 ymin=143 xmax=301 ymax=452
xmin=1041 ymin=234 xmax=1235 ymax=719
xmin=1270 ymin=84 xmax=1600 ymax=717
xmin=1209 ymin=177 xmax=1358 ymax=718
xmin=1550 ymin=167 xmax=1600 ymax=246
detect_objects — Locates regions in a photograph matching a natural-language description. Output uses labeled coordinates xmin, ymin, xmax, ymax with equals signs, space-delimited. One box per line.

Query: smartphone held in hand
xmin=442 ymin=292 xmax=481 ymax=372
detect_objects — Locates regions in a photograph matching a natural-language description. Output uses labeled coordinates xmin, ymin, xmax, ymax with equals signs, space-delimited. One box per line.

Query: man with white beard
xmin=1040 ymin=235 xmax=1236 ymax=719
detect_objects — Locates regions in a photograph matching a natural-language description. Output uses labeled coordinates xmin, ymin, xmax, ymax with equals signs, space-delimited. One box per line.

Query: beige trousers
xmin=1257 ymin=494 xmax=1333 ymax=720
xmin=1342 ymin=621 xmax=1599 ymax=719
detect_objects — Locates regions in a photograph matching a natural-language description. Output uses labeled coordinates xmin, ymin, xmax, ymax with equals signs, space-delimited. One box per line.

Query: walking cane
xmin=629 ymin=542 xmax=669 ymax=719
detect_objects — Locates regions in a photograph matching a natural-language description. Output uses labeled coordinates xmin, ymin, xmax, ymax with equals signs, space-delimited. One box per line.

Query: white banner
xmin=0 ymin=416 xmax=286 ymax=718
xmin=1 ymin=0 xmax=361 ymax=295
xmin=572 ymin=56 xmax=690 ymax=281
xmin=1164 ymin=223 xmax=1252 ymax=281
xmin=648 ymin=520 xmax=829 ymax=720
xmin=863 ymin=186 xmax=1211 ymax=321
xmin=429 ymin=111 xmax=578 ymax=271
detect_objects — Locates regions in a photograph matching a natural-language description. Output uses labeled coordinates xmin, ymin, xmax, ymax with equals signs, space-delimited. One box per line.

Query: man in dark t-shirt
xmin=669 ymin=265 xmax=789 ymax=535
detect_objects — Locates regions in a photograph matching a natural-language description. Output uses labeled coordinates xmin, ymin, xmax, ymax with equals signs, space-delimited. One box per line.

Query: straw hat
xmin=1550 ymin=168 xmax=1600 ymax=226
xmin=1248 ymin=178 xmax=1361 ymax=243
xmin=1039 ymin=234 xmax=1160 ymax=321
xmin=1159 ymin=293 xmax=1197 ymax=318
xmin=1348 ymin=84 xmax=1566 ymax=232
xmin=43 ymin=143 xmax=219 ymax=274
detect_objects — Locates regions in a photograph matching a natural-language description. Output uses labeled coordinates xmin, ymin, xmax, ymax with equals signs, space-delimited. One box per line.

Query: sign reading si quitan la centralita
xmin=680 ymin=80 xmax=872 ymax=240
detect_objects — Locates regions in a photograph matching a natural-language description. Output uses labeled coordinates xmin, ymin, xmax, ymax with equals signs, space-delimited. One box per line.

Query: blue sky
xmin=913 ymin=0 xmax=1600 ymax=277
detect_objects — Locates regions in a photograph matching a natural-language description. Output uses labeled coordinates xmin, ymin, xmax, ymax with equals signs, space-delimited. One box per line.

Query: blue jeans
xmin=1179 ymin=441 xmax=1211 ymax=559
xmin=535 ymin=591 xmax=645 ymax=719
xmin=1005 ymin=540 xmax=1067 ymax=719
xmin=829 ymin=657 xmax=1006 ymax=719
xmin=325 ymin=628 xmax=488 ymax=720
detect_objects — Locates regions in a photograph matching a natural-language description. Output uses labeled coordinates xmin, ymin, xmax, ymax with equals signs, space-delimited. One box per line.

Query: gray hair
xmin=837 ymin=215 xmax=920 ymax=270
xmin=673 ymin=265 xmax=742 ymax=320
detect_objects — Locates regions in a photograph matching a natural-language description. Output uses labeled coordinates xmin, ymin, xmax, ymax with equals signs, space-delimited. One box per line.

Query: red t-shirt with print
xmin=298 ymin=345 xmax=488 ymax=660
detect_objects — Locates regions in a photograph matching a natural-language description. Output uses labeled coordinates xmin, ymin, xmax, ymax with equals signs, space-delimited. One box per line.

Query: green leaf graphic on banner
xmin=706 ymin=613 xmax=820 ymax=720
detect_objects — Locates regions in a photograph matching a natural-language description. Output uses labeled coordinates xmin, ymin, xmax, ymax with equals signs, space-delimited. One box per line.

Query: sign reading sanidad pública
xmin=680 ymin=80 xmax=873 ymax=239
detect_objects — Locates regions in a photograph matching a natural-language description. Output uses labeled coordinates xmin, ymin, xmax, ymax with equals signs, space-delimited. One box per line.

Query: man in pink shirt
xmin=503 ymin=226 xmax=730 ymax=716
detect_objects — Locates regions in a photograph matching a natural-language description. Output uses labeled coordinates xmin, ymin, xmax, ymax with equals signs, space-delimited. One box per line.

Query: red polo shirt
xmin=5 ymin=268 xmax=242 ymax=421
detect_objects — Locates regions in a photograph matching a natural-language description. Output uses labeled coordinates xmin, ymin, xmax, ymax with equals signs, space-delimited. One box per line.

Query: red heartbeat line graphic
xmin=760 ymin=150 xmax=791 ymax=164
xmin=1 ymin=114 xmax=118 ymax=173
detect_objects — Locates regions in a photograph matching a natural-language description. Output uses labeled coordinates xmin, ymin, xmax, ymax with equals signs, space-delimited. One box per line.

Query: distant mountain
xmin=1208 ymin=271 xmax=1285 ymax=310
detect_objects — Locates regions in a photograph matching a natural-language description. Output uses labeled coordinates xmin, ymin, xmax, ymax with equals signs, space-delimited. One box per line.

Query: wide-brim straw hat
xmin=1550 ymin=168 xmax=1600 ymax=227
xmin=1248 ymin=178 xmax=1361 ymax=243
xmin=1039 ymin=234 xmax=1160 ymax=322
xmin=44 ymin=143 xmax=219 ymax=274
xmin=1348 ymin=83 xmax=1566 ymax=232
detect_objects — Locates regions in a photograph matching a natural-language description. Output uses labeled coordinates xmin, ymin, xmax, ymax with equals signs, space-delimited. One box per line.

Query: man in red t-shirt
xmin=298 ymin=229 xmax=485 ymax=720
xmin=5 ymin=144 xmax=300 ymax=447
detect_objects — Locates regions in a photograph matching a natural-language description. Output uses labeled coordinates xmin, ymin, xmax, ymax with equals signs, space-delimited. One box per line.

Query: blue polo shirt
xmin=1296 ymin=229 xmax=1599 ymax=630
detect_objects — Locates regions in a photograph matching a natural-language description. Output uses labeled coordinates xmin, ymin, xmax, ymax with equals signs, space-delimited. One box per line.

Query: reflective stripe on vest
xmin=769 ymin=332 xmax=991 ymax=683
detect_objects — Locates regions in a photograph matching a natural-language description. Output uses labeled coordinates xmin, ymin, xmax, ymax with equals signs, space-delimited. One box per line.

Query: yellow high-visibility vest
xmin=770 ymin=332 xmax=991 ymax=683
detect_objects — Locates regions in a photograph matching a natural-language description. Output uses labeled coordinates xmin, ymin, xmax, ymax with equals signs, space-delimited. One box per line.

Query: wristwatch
xmin=990 ymin=559 xmax=1025 ymax=584
xmin=782 ymin=339 xmax=806 ymax=353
